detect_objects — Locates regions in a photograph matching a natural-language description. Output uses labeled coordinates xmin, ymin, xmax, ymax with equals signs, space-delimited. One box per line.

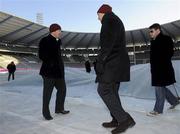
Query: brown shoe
xmin=111 ymin=116 xmax=135 ymax=134
xmin=102 ymin=120 xmax=118 ymax=128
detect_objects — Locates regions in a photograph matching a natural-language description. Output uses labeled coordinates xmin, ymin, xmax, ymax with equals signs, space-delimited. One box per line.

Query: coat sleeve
xmin=38 ymin=38 xmax=51 ymax=62
xmin=161 ymin=36 xmax=174 ymax=61
xmin=166 ymin=37 xmax=174 ymax=58
xmin=97 ymin=19 xmax=118 ymax=64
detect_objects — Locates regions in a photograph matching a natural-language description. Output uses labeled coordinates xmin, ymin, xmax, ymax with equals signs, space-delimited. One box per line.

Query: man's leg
xmin=154 ymin=86 xmax=165 ymax=113
xmin=101 ymin=83 xmax=121 ymax=128
xmin=8 ymin=73 xmax=11 ymax=81
xmin=109 ymin=83 xmax=124 ymax=121
xmin=42 ymin=77 xmax=54 ymax=120
xmin=97 ymin=83 xmax=135 ymax=133
xmin=54 ymin=78 xmax=69 ymax=114
xmin=12 ymin=72 xmax=14 ymax=80
xmin=110 ymin=84 xmax=135 ymax=134
xmin=164 ymin=87 xmax=179 ymax=108
xmin=97 ymin=83 xmax=128 ymax=123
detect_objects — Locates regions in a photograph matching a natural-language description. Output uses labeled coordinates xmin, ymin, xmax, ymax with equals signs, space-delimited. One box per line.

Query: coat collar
xmin=101 ymin=12 xmax=114 ymax=23
xmin=155 ymin=33 xmax=163 ymax=40
xmin=48 ymin=34 xmax=56 ymax=40
xmin=48 ymin=34 xmax=61 ymax=42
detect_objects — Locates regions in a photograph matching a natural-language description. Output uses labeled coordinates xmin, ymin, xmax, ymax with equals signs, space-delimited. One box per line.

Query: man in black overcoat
xmin=85 ymin=60 xmax=91 ymax=73
xmin=148 ymin=23 xmax=179 ymax=116
xmin=96 ymin=4 xmax=135 ymax=134
xmin=39 ymin=23 xmax=69 ymax=120
xmin=7 ymin=61 xmax=16 ymax=81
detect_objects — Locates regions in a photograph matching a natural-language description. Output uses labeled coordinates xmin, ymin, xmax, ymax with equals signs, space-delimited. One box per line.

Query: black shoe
xmin=55 ymin=110 xmax=70 ymax=114
xmin=44 ymin=116 xmax=53 ymax=120
xmin=111 ymin=116 xmax=135 ymax=134
xmin=102 ymin=120 xmax=118 ymax=128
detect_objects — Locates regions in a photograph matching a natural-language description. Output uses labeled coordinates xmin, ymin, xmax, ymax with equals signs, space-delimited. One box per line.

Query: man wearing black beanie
xmin=38 ymin=23 xmax=69 ymax=120
xmin=95 ymin=4 xmax=135 ymax=134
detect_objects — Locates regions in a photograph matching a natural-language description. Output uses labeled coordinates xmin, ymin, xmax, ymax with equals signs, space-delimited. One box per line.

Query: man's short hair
xmin=149 ymin=23 xmax=161 ymax=30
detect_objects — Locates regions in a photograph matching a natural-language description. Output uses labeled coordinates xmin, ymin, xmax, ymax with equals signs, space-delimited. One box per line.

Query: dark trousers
xmin=42 ymin=77 xmax=66 ymax=117
xmin=97 ymin=82 xmax=130 ymax=123
xmin=8 ymin=72 xmax=14 ymax=81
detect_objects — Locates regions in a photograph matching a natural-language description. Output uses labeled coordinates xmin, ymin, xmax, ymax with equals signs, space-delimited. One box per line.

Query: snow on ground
xmin=0 ymin=61 xmax=180 ymax=134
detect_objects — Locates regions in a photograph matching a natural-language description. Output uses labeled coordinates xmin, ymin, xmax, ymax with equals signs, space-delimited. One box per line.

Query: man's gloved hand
xmin=95 ymin=62 xmax=105 ymax=74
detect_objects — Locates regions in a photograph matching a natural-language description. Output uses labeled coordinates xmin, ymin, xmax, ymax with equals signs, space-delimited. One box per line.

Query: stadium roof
xmin=0 ymin=11 xmax=180 ymax=49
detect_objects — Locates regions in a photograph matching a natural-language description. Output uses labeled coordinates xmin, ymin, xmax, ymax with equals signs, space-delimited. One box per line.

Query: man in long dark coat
xmin=148 ymin=23 xmax=179 ymax=116
xmin=39 ymin=24 xmax=69 ymax=120
xmin=7 ymin=61 xmax=16 ymax=81
xmin=96 ymin=4 xmax=135 ymax=134
xmin=85 ymin=60 xmax=91 ymax=73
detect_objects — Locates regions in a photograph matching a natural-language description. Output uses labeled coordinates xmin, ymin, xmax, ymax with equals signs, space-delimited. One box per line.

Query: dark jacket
xmin=95 ymin=12 xmax=130 ymax=83
xmin=7 ymin=63 xmax=16 ymax=73
xmin=85 ymin=60 xmax=91 ymax=73
xmin=38 ymin=34 xmax=64 ymax=78
xmin=150 ymin=33 xmax=176 ymax=86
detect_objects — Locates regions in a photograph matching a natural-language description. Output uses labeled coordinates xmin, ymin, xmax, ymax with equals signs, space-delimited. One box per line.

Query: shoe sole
xmin=146 ymin=113 xmax=161 ymax=117
xmin=102 ymin=124 xmax=118 ymax=128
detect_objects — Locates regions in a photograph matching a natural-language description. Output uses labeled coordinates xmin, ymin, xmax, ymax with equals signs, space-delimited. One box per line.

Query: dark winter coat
xmin=38 ymin=34 xmax=64 ymax=78
xmin=95 ymin=12 xmax=130 ymax=83
xmin=85 ymin=60 xmax=91 ymax=73
xmin=7 ymin=63 xmax=16 ymax=73
xmin=150 ymin=33 xmax=176 ymax=86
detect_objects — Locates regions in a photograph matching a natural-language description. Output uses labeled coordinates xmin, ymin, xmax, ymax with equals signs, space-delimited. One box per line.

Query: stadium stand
xmin=0 ymin=11 xmax=180 ymax=68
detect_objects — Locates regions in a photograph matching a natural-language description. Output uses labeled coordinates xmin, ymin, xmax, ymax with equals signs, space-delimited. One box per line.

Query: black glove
xmin=95 ymin=62 xmax=105 ymax=74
